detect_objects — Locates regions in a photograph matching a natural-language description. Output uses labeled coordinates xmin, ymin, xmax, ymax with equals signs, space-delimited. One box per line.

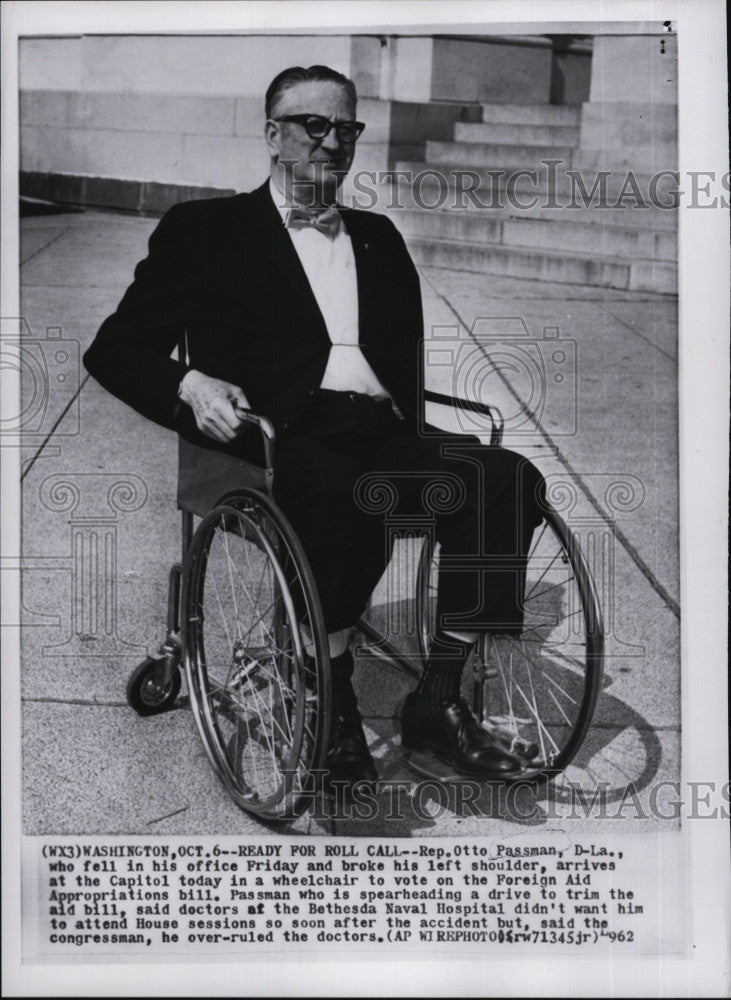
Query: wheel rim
xmin=416 ymin=509 xmax=604 ymax=779
xmin=183 ymin=493 xmax=329 ymax=818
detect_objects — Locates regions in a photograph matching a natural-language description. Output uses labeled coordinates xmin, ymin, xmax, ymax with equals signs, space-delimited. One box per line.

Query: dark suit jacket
xmin=83 ymin=181 xmax=425 ymax=462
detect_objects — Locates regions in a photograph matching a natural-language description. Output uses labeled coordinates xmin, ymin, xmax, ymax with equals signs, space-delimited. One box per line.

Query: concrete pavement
xmin=17 ymin=208 xmax=680 ymax=836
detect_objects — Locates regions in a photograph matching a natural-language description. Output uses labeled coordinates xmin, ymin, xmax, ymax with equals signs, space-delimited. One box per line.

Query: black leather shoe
xmin=401 ymin=693 xmax=522 ymax=778
xmin=324 ymin=704 xmax=378 ymax=789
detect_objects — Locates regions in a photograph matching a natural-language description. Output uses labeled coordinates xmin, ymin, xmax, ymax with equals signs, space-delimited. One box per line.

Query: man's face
xmin=266 ymin=80 xmax=357 ymax=206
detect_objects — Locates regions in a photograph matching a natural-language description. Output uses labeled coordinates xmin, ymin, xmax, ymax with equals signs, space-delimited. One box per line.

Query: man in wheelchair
xmin=84 ymin=64 xmax=546 ymax=791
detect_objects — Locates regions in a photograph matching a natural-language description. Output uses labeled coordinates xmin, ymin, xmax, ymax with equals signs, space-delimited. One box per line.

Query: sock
xmin=443 ymin=629 xmax=479 ymax=644
xmin=300 ymin=627 xmax=352 ymax=658
xmin=327 ymin=628 xmax=352 ymax=658
xmin=303 ymin=643 xmax=354 ymax=700
xmin=330 ymin=648 xmax=357 ymax=712
xmin=415 ymin=631 xmax=475 ymax=710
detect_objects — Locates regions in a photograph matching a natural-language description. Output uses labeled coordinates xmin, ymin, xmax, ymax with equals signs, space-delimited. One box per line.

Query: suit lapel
xmin=236 ymin=183 xmax=329 ymax=338
xmin=341 ymin=210 xmax=378 ymax=348
xmin=235 ymin=185 xmax=382 ymax=352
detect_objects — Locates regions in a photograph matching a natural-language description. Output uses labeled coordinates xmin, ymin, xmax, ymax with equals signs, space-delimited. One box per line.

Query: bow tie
xmin=284 ymin=204 xmax=341 ymax=238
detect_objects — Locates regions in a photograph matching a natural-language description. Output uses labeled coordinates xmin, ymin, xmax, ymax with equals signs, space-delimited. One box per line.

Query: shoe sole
xmin=401 ymin=734 xmax=524 ymax=780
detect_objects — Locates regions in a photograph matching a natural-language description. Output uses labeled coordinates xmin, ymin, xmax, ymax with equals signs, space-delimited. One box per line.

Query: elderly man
xmin=84 ymin=64 xmax=544 ymax=789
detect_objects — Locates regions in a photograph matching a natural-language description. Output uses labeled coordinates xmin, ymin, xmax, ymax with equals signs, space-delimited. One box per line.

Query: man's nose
xmin=321 ymin=127 xmax=344 ymax=155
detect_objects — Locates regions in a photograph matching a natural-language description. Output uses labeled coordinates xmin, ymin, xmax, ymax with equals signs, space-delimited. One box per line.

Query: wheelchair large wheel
xmin=182 ymin=488 xmax=330 ymax=821
xmin=416 ymin=506 xmax=603 ymax=782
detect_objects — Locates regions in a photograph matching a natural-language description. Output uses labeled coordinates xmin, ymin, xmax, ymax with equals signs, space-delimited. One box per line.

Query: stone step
xmin=502 ymin=217 xmax=677 ymax=261
xmin=455 ymin=121 xmax=580 ymax=147
xmin=390 ymin=162 xmax=679 ymax=219
xmin=480 ymin=103 xmax=582 ymax=126
xmin=405 ymin=236 xmax=677 ymax=294
xmin=426 ymin=140 xmax=575 ymax=168
xmin=498 ymin=203 xmax=678 ymax=231
xmin=360 ymin=178 xmax=677 ymax=230
xmin=393 ymin=209 xmax=503 ymax=245
xmin=392 ymin=209 xmax=677 ymax=261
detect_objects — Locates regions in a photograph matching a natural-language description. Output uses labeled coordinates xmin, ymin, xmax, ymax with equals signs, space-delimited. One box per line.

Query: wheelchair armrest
xmin=423 ymin=389 xmax=504 ymax=446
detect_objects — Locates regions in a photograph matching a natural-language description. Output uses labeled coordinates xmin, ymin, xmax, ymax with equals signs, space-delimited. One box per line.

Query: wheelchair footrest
xmin=479 ymin=718 xmax=540 ymax=763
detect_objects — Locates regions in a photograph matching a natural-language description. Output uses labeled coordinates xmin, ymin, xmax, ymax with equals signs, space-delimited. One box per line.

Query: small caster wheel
xmin=126 ymin=656 xmax=181 ymax=716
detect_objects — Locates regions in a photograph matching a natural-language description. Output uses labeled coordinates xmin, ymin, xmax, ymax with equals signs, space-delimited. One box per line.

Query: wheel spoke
xmin=207 ymin=555 xmax=234 ymax=651
xmin=547 ymin=685 xmax=574 ymax=726
xmin=416 ymin=510 xmax=603 ymax=778
xmin=220 ymin=518 xmax=244 ymax=643
xmin=527 ymin=520 xmax=549 ymax=561
xmin=184 ymin=495 xmax=327 ymax=818
xmin=543 ymin=668 xmax=579 ymax=706
xmin=524 ymin=548 xmax=563 ymax=601
xmin=524 ymin=650 xmax=549 ymax=762
xmin=240 ymin=670 xmax=286 ymax=773
xmin=490 ymin=637 xmax=517 ymax=733
xmin=510 ymin=673 xmax=561 ymax=758
xmin=523 ymin=576 xmax=573 ymax=604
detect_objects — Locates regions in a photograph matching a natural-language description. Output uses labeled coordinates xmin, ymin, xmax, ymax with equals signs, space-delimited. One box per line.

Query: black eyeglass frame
xmin=271 ymin=114 xmax=366 ymax=143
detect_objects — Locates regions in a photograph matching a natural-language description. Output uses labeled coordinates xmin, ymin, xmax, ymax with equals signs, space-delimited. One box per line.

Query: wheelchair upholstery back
xmin=177 ymin=437 xmax=267 ymax=517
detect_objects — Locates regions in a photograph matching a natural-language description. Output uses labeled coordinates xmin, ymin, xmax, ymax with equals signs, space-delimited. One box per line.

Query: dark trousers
xmin=272 ymin=391 xmax=546 ymax=634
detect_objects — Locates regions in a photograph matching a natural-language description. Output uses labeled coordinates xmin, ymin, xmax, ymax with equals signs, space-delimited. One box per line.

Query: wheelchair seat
xmin=176 ymin=391 xmax=504 ymax=518
xmin=177 ymin=435 xmax=268 ymax=518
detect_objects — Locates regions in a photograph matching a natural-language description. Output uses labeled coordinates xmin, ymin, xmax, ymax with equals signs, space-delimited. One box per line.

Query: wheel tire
xmin=181 ymin=488 xmax=330 ymax=822
xmin=415 ymin=506 xmax=604 ymax=783
xmin=127 ymin=657 xmax=182 ymax=716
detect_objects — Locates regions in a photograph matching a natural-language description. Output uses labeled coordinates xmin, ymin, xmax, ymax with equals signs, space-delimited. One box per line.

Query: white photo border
xmin=2 ymin=1 xmax=728 ymax=995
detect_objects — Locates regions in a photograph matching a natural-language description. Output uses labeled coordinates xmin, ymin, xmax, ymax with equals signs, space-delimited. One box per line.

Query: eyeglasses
xmin=272 ymin=114 xmax=365 ymax=143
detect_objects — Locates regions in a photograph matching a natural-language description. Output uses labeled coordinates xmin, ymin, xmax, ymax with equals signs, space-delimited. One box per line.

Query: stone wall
xmin=19 ymin=33 xmax=592 ymax=103
xmin=19 ymin=87 xmax=477 ymax=210
xmin=577 ymin=33 xmax=678 ymax=173
xmin=19 ymin=35 xmax=359 ymax=96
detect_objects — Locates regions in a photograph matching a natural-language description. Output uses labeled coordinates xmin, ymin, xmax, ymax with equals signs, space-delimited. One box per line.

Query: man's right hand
xmin=178 ymin=370 xmax=251 ymax=443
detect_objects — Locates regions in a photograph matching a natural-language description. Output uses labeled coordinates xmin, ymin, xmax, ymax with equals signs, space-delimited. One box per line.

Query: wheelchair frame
xmin=127 ymin=391 xmax=604 ymax=822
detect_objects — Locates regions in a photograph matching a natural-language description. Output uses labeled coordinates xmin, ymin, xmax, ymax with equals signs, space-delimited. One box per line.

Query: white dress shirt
xmin=269 ymin=179 xmax=390 ymax=399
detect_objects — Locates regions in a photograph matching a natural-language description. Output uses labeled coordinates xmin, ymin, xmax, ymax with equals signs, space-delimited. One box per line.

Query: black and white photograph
xmin=2 ymin=1 xmax=728 ymax=995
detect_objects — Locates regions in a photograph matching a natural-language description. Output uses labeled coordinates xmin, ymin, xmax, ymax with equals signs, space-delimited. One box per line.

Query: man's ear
xmin=264 ymin=120 xmax=280 ymax=159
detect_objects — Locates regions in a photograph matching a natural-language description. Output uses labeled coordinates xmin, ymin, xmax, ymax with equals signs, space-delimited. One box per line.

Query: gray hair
xmin=265 ymin=65 xmax=357 ymax=118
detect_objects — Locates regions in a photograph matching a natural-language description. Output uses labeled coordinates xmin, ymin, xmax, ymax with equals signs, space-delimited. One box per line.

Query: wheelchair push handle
xmin=232 ymin=404 xmax=276 ymax=481
xmin=233 ymin=404 xmax=276 ymax=441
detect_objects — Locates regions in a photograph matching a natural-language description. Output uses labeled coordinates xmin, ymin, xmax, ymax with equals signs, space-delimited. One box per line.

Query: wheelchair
xmin=126 ymin=390 xmax=604 ymax=822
